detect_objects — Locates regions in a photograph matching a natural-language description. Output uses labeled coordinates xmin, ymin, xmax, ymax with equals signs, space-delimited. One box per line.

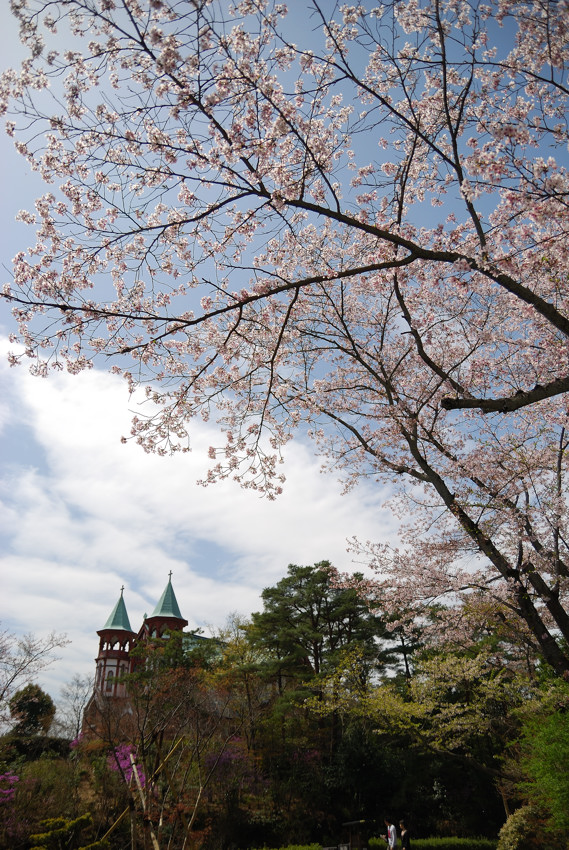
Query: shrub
xmin=496 ymin=806 xmax=564 ymax=850
xmin=28 ymin=813 xmax=97 ymax=850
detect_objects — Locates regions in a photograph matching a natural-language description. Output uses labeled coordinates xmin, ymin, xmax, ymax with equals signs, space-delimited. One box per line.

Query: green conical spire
xmin=103 ymin=587 xmax=133 ymax=631
xmin=151 ymin=573 xmax=183 ymax=619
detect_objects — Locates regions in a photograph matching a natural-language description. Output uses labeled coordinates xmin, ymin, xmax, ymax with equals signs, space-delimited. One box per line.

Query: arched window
xmin=105 ymin=670 xmax=114 ymax=692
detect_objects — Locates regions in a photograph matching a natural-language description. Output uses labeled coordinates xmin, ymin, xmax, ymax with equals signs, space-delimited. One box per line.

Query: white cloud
xmin=0 ymin=341 xmax=398 ymax=702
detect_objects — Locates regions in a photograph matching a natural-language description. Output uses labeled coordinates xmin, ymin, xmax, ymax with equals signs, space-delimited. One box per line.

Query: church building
xmin=93 ymin=574 xmax=188 ymax=699
xmin=83 ymin=575 xmax=208 ymax=737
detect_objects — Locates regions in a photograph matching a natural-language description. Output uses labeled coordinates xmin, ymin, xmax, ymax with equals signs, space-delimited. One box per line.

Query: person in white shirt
xmin=383 ymin=818 xmax=397 ymax=849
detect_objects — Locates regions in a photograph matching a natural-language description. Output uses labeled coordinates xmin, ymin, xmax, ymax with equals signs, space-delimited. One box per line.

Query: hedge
xmin=369 ymin=839 xmax=497 ymax=850
xmin=253 ymin=845 xmax=322 ymax=850
xmin=255 ymin=841 xmax=497 ymax=850
xmin=254 ymin=838 xmax=498 ymax=850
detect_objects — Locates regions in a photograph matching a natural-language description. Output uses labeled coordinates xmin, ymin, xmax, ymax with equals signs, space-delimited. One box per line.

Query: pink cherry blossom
xmin=2 ymin=0 xmax=569 ymax=672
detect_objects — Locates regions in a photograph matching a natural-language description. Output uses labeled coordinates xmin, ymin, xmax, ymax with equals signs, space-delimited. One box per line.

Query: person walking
xmin=383 ymin=818 xmax=397 ymax=850
xmin=399 ymin=820 xmax=411 ymax=850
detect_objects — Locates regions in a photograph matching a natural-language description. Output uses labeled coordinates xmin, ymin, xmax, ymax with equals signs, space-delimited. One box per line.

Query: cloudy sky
xmin=0 ymin=345 xmax=397 ymax=700
xmin=0 ymin=8 xmax=398 ymax=705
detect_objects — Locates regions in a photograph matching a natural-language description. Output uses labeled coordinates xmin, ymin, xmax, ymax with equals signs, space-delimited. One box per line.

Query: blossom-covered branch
xmin=2 ymin=0 xmax=569 ymax=671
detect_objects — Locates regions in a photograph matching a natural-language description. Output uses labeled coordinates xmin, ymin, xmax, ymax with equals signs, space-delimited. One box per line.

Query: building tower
xmin=138 ymin=572 xmax=188 ymax=640
xmin=94 ymin=587 xmax=136 ymax=698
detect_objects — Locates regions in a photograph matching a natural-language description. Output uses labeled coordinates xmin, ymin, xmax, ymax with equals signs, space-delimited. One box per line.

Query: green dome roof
xmin=103 ymin=589 xmax=133 ymax=631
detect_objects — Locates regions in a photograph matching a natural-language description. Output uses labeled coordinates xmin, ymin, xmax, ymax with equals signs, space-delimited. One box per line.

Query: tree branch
xmin=441 ymin=375 xmax=569 ymax=413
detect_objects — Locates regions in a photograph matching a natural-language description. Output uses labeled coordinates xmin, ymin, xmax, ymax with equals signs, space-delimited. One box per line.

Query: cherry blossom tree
xmin=2 ymin=1 xmax=569 ymax=672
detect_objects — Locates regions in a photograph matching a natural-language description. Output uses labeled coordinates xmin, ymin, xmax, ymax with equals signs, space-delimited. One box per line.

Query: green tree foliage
xmin=305 ymin=641 xmax=527 ymax=834
xmin=214 ymin=615 xmax=273 ymax=753
xmin=7 ymin=566 xmax=568 ymax=846
xmin=222 ymin=564 xmax=511 ymax=840
xmin=517 ymin=683 xmax=569 ymax=835
xmin=9 ymin=684 xmax=55 ymax=736
xmin=238 ymin=565 xmax=494 ymax=839
xmin=240 ymin=562 xmax=400 ymax=840
xmin=248 ymin=562 xmax=390 ymax=688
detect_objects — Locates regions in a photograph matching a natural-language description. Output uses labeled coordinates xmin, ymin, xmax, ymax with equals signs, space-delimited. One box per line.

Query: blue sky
xmin=0 ymin=6 xmax=397 ymax=705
